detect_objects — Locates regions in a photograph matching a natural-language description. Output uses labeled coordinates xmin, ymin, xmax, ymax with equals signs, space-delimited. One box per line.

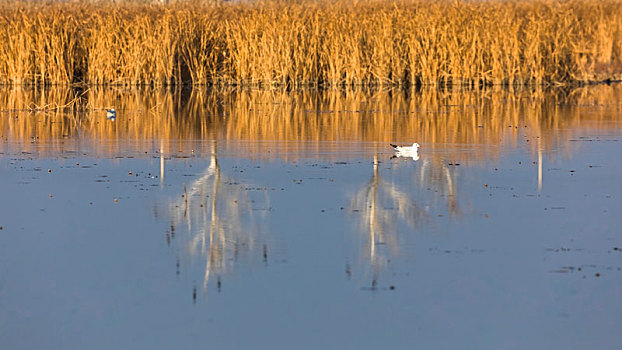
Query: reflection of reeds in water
xmin=164 ymin=147 xmax=270 ymax=292
xmin=348 ymin=155 xmax=460 ymax=288
xmin=417 ymin=158 xmax=462 ymax=218
xmin=1 ymin=85 xmax=621 ymax=161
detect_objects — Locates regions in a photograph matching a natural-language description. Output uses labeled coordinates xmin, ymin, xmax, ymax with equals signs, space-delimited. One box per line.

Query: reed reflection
xmin=348 ymin=154 xmax=461 ymax=289
xmin=1 ymin=85 xmax=620 ymax=161
xmin=163 ymin=142 xmax=270 ymax=296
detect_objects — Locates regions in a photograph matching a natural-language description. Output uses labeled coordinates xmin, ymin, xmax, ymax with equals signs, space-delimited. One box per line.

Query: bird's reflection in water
xmin=348 ymin=154 xmax=461 ymax=290
xmin=165 ymin=143 xmax=270 ymax=300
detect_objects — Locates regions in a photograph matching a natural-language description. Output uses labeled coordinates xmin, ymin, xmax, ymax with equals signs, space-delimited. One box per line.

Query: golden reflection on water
xmin=3 ymin=86 xmax=621 ymax=293
xmin=1 ymin=85 xmax=621 ymax=161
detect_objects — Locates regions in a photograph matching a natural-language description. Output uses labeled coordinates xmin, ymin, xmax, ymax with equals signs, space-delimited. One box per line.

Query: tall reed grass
xmin=0 ymin=0 xmax=621 ymax=87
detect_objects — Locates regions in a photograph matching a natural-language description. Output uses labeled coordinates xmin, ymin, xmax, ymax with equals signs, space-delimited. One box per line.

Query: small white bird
xmin=106 ymin=108 xmax=117 ymax=121
xmin=390 ymin=142 xmax=420 ymax=160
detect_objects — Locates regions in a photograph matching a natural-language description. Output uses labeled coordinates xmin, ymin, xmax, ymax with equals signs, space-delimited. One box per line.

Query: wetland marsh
xmin=0 ymin=85 xmax=621 ymax=349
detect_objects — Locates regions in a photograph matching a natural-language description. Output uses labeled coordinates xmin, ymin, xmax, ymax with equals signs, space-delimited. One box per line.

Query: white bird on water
xmin=106 ymin=108 xmax=117 ymax=121
xmin=390 ymin=142 xmax=420 ymax=160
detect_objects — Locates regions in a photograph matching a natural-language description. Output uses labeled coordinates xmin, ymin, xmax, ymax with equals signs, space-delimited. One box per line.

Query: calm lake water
xmin=1 ymin=86 xmax=621 ymax=349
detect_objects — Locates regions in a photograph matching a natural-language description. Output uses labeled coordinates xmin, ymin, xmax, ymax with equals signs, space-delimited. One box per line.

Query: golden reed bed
xmin=1 ymin=85 xmax=620 ymax=161
xmin=0 ymin=0 xmax=621 ymax=87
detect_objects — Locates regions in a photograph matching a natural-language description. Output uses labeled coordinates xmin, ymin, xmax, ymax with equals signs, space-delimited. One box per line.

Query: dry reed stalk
xmin=0 ymin=0 xmax=621 ymax=87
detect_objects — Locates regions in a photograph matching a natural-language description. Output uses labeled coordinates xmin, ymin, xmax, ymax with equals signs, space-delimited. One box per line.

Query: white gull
xmin=390 ymin=142 xmax=420 ymax=160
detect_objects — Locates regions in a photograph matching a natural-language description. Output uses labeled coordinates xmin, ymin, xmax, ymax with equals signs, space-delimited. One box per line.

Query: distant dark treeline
xmin=1 ymin=0 xmax=621 ymax=87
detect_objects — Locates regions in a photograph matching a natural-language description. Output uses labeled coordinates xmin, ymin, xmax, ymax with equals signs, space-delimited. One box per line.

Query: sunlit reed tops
xmin=0 ymin=0 xmax=621 ymax=87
